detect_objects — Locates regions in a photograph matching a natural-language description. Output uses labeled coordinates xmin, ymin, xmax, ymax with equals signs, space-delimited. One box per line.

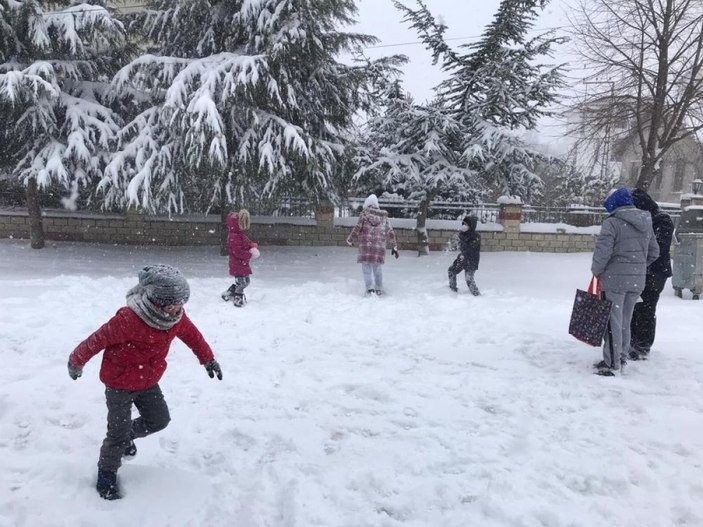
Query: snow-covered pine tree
xmin=0 ymin=0 xmax=129 ymax=248
xmin=394 ymin=0 xmax=565 ymax=199
xmin=356 ymin=79 xmax=479 ymax=255
xmin=102 ymin=0 xmax=398 ymax=217
xmin=529 ymin=153 xmax=587 ymax=208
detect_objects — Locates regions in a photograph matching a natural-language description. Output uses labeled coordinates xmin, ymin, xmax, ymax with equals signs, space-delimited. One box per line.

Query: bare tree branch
xmin=568 ymin=0 xmax=703 ymax=191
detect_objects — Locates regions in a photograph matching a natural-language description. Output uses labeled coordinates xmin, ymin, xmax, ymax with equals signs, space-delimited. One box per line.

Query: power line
xmin=366 ymin=26 xmax=569 ymax=50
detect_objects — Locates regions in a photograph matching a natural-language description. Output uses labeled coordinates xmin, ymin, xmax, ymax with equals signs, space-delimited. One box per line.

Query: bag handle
xmin=587 ymin=276 xmax=601 ymax=296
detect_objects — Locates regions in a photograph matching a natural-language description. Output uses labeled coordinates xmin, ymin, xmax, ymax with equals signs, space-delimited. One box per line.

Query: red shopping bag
xmin=568 ymin=277 xmax=613 ymax=347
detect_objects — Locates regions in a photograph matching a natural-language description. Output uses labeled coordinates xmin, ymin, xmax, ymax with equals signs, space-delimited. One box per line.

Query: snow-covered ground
xmin=1 ymin=240 xmax=702 ymax=527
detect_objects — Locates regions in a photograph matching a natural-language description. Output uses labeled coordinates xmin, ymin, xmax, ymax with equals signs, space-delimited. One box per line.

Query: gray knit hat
xmin=138 ymin=264 xmax=190 ymax=306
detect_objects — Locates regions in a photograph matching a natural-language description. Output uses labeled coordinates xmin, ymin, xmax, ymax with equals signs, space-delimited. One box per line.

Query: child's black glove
xmin=68 ymin=361 xmax=83 ymax=380
xmin=391 ymin=247 xmax=399 ymax=259
xmin=205 ymin=359 xmax=223 ymax=380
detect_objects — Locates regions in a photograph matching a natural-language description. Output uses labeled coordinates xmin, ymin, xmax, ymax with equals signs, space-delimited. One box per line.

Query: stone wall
xmin=0 ymin=209 xmax=597 ymax=253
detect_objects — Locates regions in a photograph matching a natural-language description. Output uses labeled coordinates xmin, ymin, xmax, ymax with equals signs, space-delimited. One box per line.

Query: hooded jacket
xmin=457 ymin=216 xmax=481 ymax=271
xmin=631 ymin=189 xmax=673 ymax=278
xmin=227 ymin=213 xmax=255 ymax=276
xmin=591 ymin=205 xmax=660 ymax=293
xmin=348 ymin=207 xmax=397 ymax=264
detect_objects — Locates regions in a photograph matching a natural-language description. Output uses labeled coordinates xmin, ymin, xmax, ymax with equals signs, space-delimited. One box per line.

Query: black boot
xmin=232 ymin=293 xmax=245 ymax=307
xmin=221 ymin=284 xmax=236 ymax=302
xmin=96 ymin=469 xmax=122 ymax=500
xmin=123 ymin=429 xmax=137 ymax=458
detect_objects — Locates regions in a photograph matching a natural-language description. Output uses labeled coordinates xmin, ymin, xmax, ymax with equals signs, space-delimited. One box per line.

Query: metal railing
xmin=339 ymin=198 xmax=501 ymax=223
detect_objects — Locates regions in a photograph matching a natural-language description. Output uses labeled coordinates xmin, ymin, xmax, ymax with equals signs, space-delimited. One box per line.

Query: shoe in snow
xmin=595 ymin=368 xmax=616 ymax=377
xmin=628 ymin=350 xmax=642 ymax=361
xmin=232 ymin=293 xmax=245 ymax=307
xmin=221 ymin=285 xmax=236 ymax=302
xmin=374 ymin=289 xmax=383 ymax=296
xmin=96 ymin=470 xmax=122 ymax=500
xmin=593 ymin=360 xmax=616 ymax=377
xmin=123 ymin=439 xmax=137 ymax=458
xmin=366 ymin=289 xmax=376 ymax=297
xmin=449 ymin=285 xmax=458 ymax=292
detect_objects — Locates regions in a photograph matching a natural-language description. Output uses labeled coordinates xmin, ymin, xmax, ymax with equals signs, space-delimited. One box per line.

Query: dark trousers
xmin=630 ymin=274 xmax=668 ymax=354
xmin=99 ymin=384 xmax=171 ymax=472
xmin=448 ymin=257 xmax=480 ymax=296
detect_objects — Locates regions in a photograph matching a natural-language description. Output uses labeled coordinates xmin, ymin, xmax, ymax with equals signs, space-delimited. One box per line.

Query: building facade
xmin=615 ymin=134 xmax=703 ymax=204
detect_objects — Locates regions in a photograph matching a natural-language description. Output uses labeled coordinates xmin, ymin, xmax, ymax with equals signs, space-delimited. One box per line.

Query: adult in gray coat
xmin=591 ymin=187 xmax=659 ymax=376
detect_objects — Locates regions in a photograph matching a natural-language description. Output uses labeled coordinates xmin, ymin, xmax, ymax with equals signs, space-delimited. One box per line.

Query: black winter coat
xmin=457 ymin=226 xmax=481 ymax=271
xmin=648 ymin=211 xmax=673 ymax=278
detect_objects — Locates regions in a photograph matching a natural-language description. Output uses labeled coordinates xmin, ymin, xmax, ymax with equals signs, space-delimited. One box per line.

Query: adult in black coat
xmin=448 ymin=216 xmax=481 ymax=295
xmin=629 ymin=188 xmax=674 ymax=359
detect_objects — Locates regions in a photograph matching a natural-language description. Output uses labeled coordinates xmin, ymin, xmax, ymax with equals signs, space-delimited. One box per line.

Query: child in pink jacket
xmin=347 ymin=194 xmax=398 ymax=295
xmin=222 ymin=209 xmax=258 ymax=307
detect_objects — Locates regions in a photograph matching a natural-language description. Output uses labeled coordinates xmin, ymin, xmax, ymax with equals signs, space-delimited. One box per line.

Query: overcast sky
xmin=353 ymin=0 xmax=578 ymax=148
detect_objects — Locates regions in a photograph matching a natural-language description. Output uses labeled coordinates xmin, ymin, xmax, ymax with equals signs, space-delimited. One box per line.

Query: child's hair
xmin=238 ymin=209 xmax=251 ymax=230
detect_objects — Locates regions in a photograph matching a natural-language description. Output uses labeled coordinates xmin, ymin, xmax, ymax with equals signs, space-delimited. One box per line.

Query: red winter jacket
xmin=69 ymin=307 xmax=214 ymax=391
xmin=227 ymin=213 xmax=255 ymax=276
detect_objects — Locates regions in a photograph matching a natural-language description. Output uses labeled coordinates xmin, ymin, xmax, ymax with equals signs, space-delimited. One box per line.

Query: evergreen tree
xmin=0 ymin=0 xmax=129 ymax=247
xmin=530 ymin=153 xmax=587 ymax=208
xmin=102 ymin=0 xmax=399 ymax=215
xmin=356 ymin=79 xmax=478 ymax=254
xmin=394 ymin=0 xmax=565 ymax=198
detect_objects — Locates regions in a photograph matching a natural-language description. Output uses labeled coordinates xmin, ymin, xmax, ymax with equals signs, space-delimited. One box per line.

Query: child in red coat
xmin=222 ymin=209 xmax=259 ymax=307
xmin=67 ymin=264 xmax=222 ymax=500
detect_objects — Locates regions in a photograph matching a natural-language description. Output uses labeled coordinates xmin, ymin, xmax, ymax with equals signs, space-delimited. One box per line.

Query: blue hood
xmin=603 ymin=188 xmax=634 ymax=213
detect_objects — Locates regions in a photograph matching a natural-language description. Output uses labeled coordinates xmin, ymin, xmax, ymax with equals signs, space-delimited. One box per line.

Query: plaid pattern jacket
xmin=348 ymin=208 xmax=396 ymax=264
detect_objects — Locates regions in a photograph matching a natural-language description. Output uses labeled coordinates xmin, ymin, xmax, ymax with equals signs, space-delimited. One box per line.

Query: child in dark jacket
xmin=448 ymin=216 xmax=481 ymax=295
xmin=222 ymin=209 xmax=258 ymax=307
xmin=67 ymin=264 xmax=222 ymax=500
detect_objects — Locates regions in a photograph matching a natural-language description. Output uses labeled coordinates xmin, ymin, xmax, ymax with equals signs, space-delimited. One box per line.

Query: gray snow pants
xmin=602 ymin=291 xmax=640 ymax=370
xmin=232 ymin=276 xmax=251 ymax=295
xmin=98 ymin=384 xmax=171 ymax=472
xmin=362 ymin=263 xmax=383 ymax=291
xmin=448 ymin=257 xmax=480 ymax=296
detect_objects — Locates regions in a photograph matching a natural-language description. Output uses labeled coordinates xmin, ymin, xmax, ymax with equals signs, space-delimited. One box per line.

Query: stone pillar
xmin=315 ymin=200 xmax=335 ymax=230
xmin=681 ymin=179 xmax=703 ymax=209
xmin=499 ymin=202 xmax=523 ymax=233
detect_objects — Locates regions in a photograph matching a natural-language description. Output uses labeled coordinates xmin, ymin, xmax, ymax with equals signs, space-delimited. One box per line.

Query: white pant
xmin=362 ymin=263 xmax=383 ymax=291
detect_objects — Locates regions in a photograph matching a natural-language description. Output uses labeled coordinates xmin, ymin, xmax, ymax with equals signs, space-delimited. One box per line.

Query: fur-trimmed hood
xmin=362 ymin=206 xmax=388 ymax=227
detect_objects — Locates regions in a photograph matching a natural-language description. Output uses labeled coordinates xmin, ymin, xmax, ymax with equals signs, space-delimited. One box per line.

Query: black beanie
xmin=462 ymin=216 xmax=472 ymax=226
xmin=139 ymin=264 xmax=190 ymax=306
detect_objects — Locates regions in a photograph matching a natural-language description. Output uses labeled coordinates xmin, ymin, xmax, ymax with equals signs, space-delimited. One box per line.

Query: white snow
xmin=1 ymin=240 xmax=702 ymax=526
xmin=497 ymin=195 xmax=523 ymax=205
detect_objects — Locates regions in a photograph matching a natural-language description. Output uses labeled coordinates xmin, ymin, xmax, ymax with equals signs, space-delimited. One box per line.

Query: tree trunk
xmin=219 ymin=181 xmax=229 ymax=256
xmin=415 ymin=198 xmax=430 ymax=256
xmin=27 ymin=177 xmax=45 ymax=249
xmin=635 ymin=157 xmax=659 ymax=192
xmin=635 ymin=0 xmax=672 ymax=192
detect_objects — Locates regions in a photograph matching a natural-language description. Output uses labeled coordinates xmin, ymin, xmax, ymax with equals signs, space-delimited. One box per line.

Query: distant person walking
xmin=347 ymin=194 xmax=398 ymax=295
xmin=222 ymin=209 xmax=259 ymax=307
xmin=591 ymin=188 xmax=659 ymax=376
xmin=448 ymin=215 xmax=481 ymax=295
xmin=629 ymin=189 xmax=674 ymax=360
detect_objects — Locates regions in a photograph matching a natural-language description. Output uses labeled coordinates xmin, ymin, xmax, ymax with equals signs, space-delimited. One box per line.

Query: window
xmin=673 ymin=160 xmax=686 ymax=192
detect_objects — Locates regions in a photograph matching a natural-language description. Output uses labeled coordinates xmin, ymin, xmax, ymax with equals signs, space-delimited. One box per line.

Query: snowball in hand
xmin=250 ymin=247 xmax=261 ymax=259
